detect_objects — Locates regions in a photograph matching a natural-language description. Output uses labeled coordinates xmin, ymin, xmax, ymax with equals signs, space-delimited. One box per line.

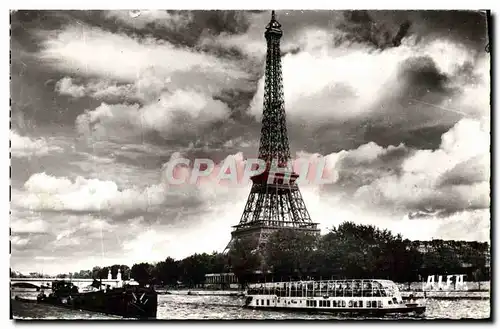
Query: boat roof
xmin=247 ymin=279 xmax=397 ymax=288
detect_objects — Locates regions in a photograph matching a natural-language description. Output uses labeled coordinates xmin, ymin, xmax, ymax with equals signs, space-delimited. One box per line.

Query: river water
xmin=11 ymin=291 xmax=490 ymax=320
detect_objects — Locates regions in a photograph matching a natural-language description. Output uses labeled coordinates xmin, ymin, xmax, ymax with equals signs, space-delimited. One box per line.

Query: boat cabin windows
xmin=319 ymin=300 xmax=330 ymax=307
xmin=267 ymin=300 xmax=270 ymax=306
xmin=334 ymin=300 xmax=346 ymax=308
xmin=306 ymin=300 xmax=317 ymax=307
xmin=367 ymin=300 xmax=382 ymax=308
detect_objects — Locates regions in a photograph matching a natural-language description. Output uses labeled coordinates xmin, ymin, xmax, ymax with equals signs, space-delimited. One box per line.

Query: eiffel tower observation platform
xmin=225 ymin=11 xmax=320 ymax=252
xmin=232 ymin=220 xmax=319 ymax=235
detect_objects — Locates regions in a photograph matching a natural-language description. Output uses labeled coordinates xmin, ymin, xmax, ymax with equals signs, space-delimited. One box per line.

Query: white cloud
xmin=10 ymin=130 xmax=63 ymax=158
xmin=11 ymin=235 xmax=30 ymax=247
xmin=16 ymin=172 xmax=166 ymax=215
xmin=38 ymin=25 xmax=246 ymax=84
xmin=34 ymin=256 xmax=56 ymax=261
xmin=351 ymin=117 xmax=490 ymax=212
xmin=10 ymin=207 xmax=51 ymax=234
xmin=450 ymin=54 xmax=490 ymax=118
xmin=55 ymin=77 xmax=134 ymax=99
xmin=76 ymin=89 xmax=230 ymax=140
xmin=55 ymin=77 xmax=86 ymax=97
xmin=11 ymin=218 xmax=48 ymax=234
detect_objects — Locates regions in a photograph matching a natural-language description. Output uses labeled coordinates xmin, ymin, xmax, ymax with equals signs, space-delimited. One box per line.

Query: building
xmin=225 ymin=10 xmax=320 ymax=253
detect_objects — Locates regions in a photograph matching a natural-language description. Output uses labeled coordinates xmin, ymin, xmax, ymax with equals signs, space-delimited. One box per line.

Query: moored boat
xmin=244 ymin=279 xmax=426 ymax=316
xmin=31 ymin=279 xmax=157 ymax=319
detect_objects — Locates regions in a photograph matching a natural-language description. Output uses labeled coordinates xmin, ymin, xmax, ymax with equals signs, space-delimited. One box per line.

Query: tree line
xmin=13 ymin=253 xmax=229 ymax=288
xmin=228 ymin=222 xmax=490 ymax=287
xmin=12 ymin=222 xmax=490 ymax=288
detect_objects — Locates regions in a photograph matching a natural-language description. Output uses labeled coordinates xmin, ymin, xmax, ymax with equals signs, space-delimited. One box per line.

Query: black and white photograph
xmin=9 ymin=7 xmax=491 ymax=321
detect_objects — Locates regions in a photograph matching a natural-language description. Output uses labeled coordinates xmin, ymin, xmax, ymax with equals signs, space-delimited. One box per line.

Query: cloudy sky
xmin=10 ymin=9 xmax=490 ymax=274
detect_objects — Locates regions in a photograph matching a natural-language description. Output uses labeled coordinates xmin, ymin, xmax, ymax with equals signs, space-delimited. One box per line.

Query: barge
xmin=15 ymin=279 xmax=157 ymax=319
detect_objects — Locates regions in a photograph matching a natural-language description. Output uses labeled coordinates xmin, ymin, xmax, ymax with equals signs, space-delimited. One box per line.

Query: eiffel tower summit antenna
xmin=225 ymin=10 xmax=320 ymax=253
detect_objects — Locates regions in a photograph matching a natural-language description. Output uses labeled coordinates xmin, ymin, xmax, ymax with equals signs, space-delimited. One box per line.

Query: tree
xmin=72 ymin=270 xmax=92 ymax=279
xmin=265 ymin=229 xmax=318 ymax=280
xmin=207 ymin=252 xmax=229 ymax=274
xmin=394 ymin=239 xmax=422 ymax=282
xmin=228 ymin=235 xmax=263 ymax=289
xmin=318 ymin=222 xmax=374 ymax=279
xmin=131 ymin=262 xmax=154 ymax=285
xmin=154 ymin=257 xmax=180 ymax=286
xmin=92 ymin=266 xmax=102 ymax=279
xmin=311 ymin=222 xmax=420 ymax=281
xmin=313 ymin=230 xmax=344 ymax=279
xmin=179 ymin=253 xmax=211 ymax=287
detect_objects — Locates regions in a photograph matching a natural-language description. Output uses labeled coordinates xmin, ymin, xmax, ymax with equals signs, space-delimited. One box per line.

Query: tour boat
xmin=245 ymin=279 xmax=426 ymax=316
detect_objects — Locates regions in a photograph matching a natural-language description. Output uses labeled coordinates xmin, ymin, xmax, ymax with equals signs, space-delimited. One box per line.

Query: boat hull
xmin=20 ymin=287 xmax=158 ymax=319
xmin=244 ymin=304 xmax=426 ymax=316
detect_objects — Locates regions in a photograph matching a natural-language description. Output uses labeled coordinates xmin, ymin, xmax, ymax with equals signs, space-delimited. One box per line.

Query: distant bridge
xmin=10 ymin=277 xmax=122 ymax=290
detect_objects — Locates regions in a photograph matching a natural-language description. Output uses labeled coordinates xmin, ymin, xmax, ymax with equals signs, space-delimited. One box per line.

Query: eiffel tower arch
xmin=225 ymin=11 xmax=320 ymax=253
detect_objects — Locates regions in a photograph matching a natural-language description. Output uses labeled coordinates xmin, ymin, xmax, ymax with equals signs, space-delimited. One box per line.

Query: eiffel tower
xmin=225 ymin=11 xmax=320 ymax=252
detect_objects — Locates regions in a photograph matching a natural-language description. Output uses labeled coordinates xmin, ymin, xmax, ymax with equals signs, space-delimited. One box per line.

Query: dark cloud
xmin=338 ymin=10 xmax=412 ymax=49
xmin=343 ymin=10 xmax=489 ymax=52
xmin=408 ymin=10 xmax=489 ymax=51
xmin=398 ymin=56 xmax=452 ymax=98
xmin=11 ymin=68 xmax=102 ymax=127
xmin=363 ymin=123 xmax=453 ymax=150
xmin=351 ymin=55 xmax=461 ymax=150
xmin=105 ymin=10 xmax=253 ymax=56
xmin=10 ymin=10 xmax=72 ymax=53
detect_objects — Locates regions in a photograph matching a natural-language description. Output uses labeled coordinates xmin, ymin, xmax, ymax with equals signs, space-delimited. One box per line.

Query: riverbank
xmin=160 ymin=289 xmax=244 ymax=296
xmin=397 ymin=281 xmax=490 ymax=292
xmin=401 ymin=290 xmax=489 ymax=300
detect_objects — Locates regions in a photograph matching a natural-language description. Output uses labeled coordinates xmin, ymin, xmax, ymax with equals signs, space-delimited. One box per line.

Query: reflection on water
xmin=11 ymin=291 xmax=490 ymax=320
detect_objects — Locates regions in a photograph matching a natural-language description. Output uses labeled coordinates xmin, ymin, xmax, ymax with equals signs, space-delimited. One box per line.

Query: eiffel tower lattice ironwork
xmin=225 ymin=10 xmax=320 ymax=252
